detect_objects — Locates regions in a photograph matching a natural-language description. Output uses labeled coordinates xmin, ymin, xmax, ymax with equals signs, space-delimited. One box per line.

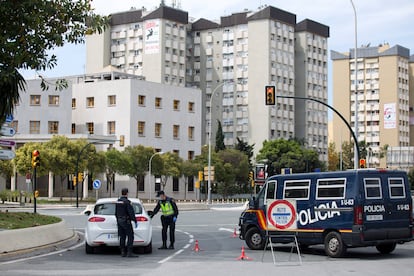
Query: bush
xmin=0 ymin=189 xmax=9 ymax=203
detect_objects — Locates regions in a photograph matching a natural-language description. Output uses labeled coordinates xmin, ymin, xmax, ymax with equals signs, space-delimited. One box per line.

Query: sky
xmin=21 ymin=0 xmax=414 ymax=82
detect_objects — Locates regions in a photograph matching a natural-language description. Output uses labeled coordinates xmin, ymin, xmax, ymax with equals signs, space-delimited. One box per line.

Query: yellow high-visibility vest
xmin=160 ymin=201 xmax=174 ymax=216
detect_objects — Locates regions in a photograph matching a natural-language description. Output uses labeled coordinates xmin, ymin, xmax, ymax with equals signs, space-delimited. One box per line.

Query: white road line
xmin=157 ymin=229 xmax=194 ymax=264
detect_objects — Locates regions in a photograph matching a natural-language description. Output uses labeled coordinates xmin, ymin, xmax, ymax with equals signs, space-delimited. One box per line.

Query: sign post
xmin=93 ymin=179 xmax=101 ymax=201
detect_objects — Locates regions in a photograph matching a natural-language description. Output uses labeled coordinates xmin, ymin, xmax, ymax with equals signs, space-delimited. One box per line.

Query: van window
xmin=364 ymin=178 xmax=382 ymax=199
xmin=316 ymin=178 xmax=346 ymax=199
xmin=266 ymin=181 xmax=276 ymax=200
xmin=283 ymin=180 xmax=310 ymax=200
xmin=388 ymin=178 xmax=406 ymax=198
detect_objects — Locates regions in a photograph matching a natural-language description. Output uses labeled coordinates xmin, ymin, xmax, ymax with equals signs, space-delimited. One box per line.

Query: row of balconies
xmin=270 ymin=42 xmax=294 ymax=53
xmin=164 ymin=67 xmax=186 ymax=77
xmin=307 ymin=64 xmax=328 ymax=75
xmin=165 ymin=26 xmax=186 ymax=38
xmin=270 ymin=121 xmax=294 ymax=133
xmin=307 ymin=52 xmax=327 ymax=62
xmin=165 ymin=40 xmax=186 ymax=51
xmin=306 ymin=128 xmax=328 ymax=138
xmin=127 ymin=29 xmax=143 ymax=38
xmin=306 ymin=38 xmax=327 ymax=49
xmin=165 ymin=54 xmax=185 ymax=64
xmin=127 ymin=55 xmax=143 ymax=64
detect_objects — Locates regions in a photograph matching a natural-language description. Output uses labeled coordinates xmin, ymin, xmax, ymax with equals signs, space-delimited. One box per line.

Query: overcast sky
xmin=21 ymin=0 xmax=414 ymax=81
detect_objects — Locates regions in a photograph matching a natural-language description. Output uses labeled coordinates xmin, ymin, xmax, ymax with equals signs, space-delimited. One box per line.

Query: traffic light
xmin=359 ymin=159 xmax=366 ymax=168
xmin=31 ymin=150 xmax=40 ymax=168
xmin=198 ymin=171 xmax=203 ymax=181
xmin=34 ymin=190 xmax=39 ymax=198
xmin=119 ymin=135 xmax=125 ymax=147
xmin=73 ymin=176 xmax=77 ymax=187
xmin=265 ymin=86 xmax=276 ymax=105
xmin=78 ymin=172 xmax=84 ymax=183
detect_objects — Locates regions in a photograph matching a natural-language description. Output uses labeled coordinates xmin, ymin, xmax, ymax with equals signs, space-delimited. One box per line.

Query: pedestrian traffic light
xmin=359 ymin=158 xmax=366 ymax=168
xmin=31 ymin=150 xmax=40 ymax=168
xmin=265 ymin=86 xmax=276 ymax=105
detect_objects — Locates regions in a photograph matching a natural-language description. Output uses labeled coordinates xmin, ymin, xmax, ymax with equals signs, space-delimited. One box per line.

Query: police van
xmin=239 ymin=169 xmax=413 ymax=257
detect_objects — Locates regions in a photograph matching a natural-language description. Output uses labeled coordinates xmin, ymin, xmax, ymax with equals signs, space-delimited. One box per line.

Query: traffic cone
xmin=232 ymin=228 xmax=238 ymax=238
xmin=193 ymin=240 xmax=200 ymax=252
xmin=237 ymin=246 xmax=252 ymax=260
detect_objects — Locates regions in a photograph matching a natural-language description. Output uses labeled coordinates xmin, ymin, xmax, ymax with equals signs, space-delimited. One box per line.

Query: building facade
xmin=331 ymin=44 xmax=411 ymax=168
xmin=86 ymin=5 xmax=330 ymax=161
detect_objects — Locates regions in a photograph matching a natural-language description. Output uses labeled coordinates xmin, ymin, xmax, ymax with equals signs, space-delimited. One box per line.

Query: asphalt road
xmin=1 ymin=206 xmax=414 ymax=276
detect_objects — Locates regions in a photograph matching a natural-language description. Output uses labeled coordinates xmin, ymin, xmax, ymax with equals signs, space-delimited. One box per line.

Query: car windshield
xmin=94 ymin=202 xmax=143 ymax=215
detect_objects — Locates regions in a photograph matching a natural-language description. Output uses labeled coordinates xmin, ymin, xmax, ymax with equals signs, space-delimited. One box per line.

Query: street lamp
xmin=350 ymin=0 xmax=358 ymax=169
xmin=208 ymin=82 xmax=226 ymax=204
xmin=149 ymin=151 xmax=164 ymax=202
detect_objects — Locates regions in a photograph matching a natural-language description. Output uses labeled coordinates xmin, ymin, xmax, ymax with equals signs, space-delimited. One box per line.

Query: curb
xmin=0 ymin=220 xmax=75 ymax=255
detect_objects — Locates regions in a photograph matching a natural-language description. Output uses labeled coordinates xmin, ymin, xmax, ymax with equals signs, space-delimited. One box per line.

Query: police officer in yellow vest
xmin=150 ymin=191 xmax=179 ymax=249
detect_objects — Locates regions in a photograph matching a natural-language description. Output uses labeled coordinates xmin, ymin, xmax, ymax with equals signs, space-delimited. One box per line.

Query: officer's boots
xmin=121 ymin=248 xmax=127 ymax=257
xmin=126 ymin=248 xmax=139 ymax=258
xmin=158 ymin=242 xmax=167 ymax=250
xmin=169 ymin=243 xmax=174 ymax=249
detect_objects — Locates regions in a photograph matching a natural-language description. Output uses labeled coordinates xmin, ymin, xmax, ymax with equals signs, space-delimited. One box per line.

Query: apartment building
xmin=85 ymin=5 xmax=330 ymax=160
xmin=331 ymin=44 xmax=411 ymax=167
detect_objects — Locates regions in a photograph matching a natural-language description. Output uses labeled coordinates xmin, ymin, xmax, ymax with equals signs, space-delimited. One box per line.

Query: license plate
xmin=107 ymin=234 xmax=118 ymax=239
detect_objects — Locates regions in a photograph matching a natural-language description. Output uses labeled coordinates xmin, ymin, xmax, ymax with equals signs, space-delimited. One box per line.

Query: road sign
xmin=93 ymin=179 xmax=101 ymax=190
xmin=0 ymin=140 xmax=15 ymax=147
xmin=267 ymin=199 xmax=297 ymax=230
xmin=5 ymin=114 xmax=13 ymax=123
xmin=0 ymin=149 xmax=16 ymax=160
xmin=0 ymin=126 xmax=16 ymax=137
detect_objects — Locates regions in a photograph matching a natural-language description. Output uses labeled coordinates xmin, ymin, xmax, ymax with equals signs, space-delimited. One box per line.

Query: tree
xmin=217 ymin=149 xmax=249 ymax=198
xmin=105 ymin=148 xmax=124 ymax=197
xmin=215 ymin=120 xmax=225 ymax=152
xmin=160 ymin=152 xmax=183 ymax=191
xmin=0 ymin=160 xmax=13 ymax=189
xmin=328 ymin=142 xmax=340 ymax=171
xmin=235 ymin=137 xmax=254 ymax=166
xmin=407 ymin=167 xmax=414 ymax=190
xmin=0 ymin=0 xmax=108 ymax=122
xmin=180 ymin=160 xmax=199 ymax=200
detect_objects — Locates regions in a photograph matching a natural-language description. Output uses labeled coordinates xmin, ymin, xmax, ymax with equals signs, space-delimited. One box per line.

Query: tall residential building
xmin=86 ymin=5 xmax=330 ymax=161
xmin=331 ymin=44 xmax=411 ymax=167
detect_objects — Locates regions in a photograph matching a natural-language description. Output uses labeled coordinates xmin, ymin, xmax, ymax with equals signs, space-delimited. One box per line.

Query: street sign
xmin=5 ymin=114 xmax=13 ymax=123
xmin=0 ymin=149 xmax=16 ymax=160
xmin=0 ymin=126 xmax=16 ymax=137
xmin=93 ymin=179 xmax=101 ymax=190
xmin=0 ymin=140 xmax=15 ymax=147
xmin=266 ymin=199 xmax=297 ymax=230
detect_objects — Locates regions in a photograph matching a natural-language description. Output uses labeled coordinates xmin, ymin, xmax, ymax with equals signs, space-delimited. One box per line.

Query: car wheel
xmin=324 ymin=231 xmax=346 ymax=258
xmin=85 ymin=242 xmax=94 ymax=254
xmin=245 ymin=227 xmax=265 ymax=250
xmin=144 ymin=241 xmax=152 ymax=254
xmin=376 ymin=242 xmax=396 ymax=254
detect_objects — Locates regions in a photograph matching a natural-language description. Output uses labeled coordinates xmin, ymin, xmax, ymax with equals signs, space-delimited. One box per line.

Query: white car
xmin=84 ymin=198 xmax=153 ymax=254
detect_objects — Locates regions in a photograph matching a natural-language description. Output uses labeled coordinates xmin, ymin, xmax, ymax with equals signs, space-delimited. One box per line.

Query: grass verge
xmin=0 ymin=212 xmax=61 ymax=230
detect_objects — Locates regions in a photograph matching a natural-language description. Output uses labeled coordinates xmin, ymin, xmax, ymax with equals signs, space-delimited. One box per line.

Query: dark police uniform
xmin=151 ymin=191 xmax=179 ymax=249
xmin=115 ymin=189 xmax=137 ymax=257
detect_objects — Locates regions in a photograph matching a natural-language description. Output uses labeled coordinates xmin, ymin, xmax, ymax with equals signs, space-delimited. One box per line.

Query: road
xmin=1 ymin=206 xmax=414 ymax=276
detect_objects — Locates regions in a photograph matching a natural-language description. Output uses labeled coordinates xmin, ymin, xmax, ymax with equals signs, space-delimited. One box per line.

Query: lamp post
xmin=149 ymin=151 xmax=164 ymax=202
xmin=208 ymin=82 xmax=226 ymax=204
xmin=350 ymin=0 xmax=358 ymax=169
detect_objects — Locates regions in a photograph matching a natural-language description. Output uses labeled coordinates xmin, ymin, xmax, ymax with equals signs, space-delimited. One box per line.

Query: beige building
xmin=331 ymin=44 xmax=411 ymax=167
xmin=86 ymin=5 xmax=330 ymax=162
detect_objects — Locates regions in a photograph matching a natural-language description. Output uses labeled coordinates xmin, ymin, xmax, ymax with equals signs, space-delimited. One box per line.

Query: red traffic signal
xmin=359 ymin=158 xmax=366 ymax=168
xmin=32 ymin=150 xmax=40 ymax=168
xmin=265 ymin=86 xmax=276 ymax=105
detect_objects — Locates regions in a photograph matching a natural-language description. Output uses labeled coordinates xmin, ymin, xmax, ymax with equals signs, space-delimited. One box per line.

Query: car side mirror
xmin=84 ymin=210 xmax=91 ymax=216
xmin=147 ymin=210 xmax=154 ymax=217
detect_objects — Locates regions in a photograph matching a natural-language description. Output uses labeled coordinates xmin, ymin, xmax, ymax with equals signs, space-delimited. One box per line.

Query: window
xmin=87 ymin=97 xmax=95 ymax=108
xmin=173 ymin=125 xmax=180 ymax=139
xmin=48 ymin=95 xmax=59 ymax=106
xmin=173 ymin=99 xmax=180 ymax=111
xmin=86 ymin=122 xmax=94 ymax=134
xmin=107 ymin=121 xmax=116 ymax=135
xmin=364 ymin=178 xmax=382 ymax=199
xmin=72 ymin=98 xmax=76 ymax=109
xmin=108 ymin=95 xmax=116 ymax=106
xmin=138 ymin=121 xmax=145 ymax=136
xmin=188 ymin=126 xmax=194 ymax=140
xmin=155 ymin=97 xmax=162 ymax=108
xmin=388 ymin=178 xmax=405 ymax=198
xmin=283 ymin=180 xmax=310 ymax=200
xmin=155 ymin=123 xmax=162 ymax=137
xmin=173 ymin=177 xmax=179 ymax=191
xmin=30 ymin=95 xmax=41 ymax=106
xmin=72 ymin=123 xmax=76 ymax=134
xmin=188 ymin=151 xmax=194 ymax=160
xmin=48 ymin=121 xmax=59 ymax=134
xmin=316 ymin=178 xmax=346 ymax=199
xmin=188 ymin=101 xmax=194 ymax=112
xmin=266 ymin=181 xmax=276 ymax=200
xmin=138 ymin=95 xmax=146 ymax=106
xmin=138 ymin=177 xmax=145 ymax=192
xmin=29 ymin=121 xmax=40 ymax=134
xmin=94 ymin=202 xmax=142 ymax=215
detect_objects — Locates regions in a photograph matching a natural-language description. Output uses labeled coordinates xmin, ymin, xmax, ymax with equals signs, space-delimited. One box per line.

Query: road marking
xmin=219 ymin=227 xmax=239 ymax=234
xmin=157 ymin=229 xmax=193 ymax=264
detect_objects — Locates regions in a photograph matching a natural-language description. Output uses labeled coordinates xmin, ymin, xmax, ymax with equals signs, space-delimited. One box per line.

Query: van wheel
xmin=85 ymin=243 xmax=94 ymax=254
xmin=324 ymin=231 xmax=346 ymax=258
xmin=245 ymin=227 xmax=265 ymax=250
xmin=376 ymin=242 xmax=396 ymax=254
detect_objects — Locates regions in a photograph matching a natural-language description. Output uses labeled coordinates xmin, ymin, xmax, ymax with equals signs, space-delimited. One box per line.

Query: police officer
xmin=115 ymin=188 xmax=138 ymax=257
xmin=150 ymin=191 xmax=179 ymax=249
